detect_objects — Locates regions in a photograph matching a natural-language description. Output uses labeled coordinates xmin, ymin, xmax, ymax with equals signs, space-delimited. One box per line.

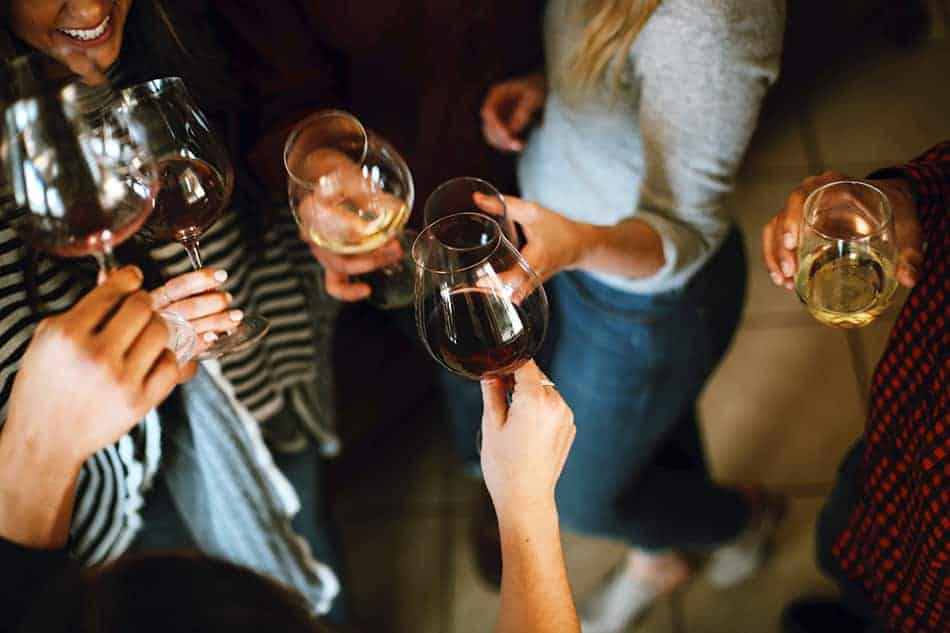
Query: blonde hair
xmin=566 ymin=0 xmax=661 ymax=94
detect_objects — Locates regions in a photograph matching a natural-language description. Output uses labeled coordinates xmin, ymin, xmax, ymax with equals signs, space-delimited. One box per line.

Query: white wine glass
xmin=283 ymin=110 xmax=415 ymax=310
xmin=795 ymin=180 xmax=897 ymax=328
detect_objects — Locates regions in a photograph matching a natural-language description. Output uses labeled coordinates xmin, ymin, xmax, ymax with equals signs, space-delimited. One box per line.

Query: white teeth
xmin=59 ymin=15 xmax=110 ymax=41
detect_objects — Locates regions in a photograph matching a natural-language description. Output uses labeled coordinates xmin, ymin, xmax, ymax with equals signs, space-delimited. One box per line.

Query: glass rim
xmin=803 ymin=180 xmax=894 ymax=241
xmin=412 ymin=212 xmax=505 ymax=275
xmin=117 ymin=76 xmax=188 ymax=104
xmin=282 ymin=109 xmax=368 ymax=189
xmin=424 ymin=176 xmax=507 ymax=220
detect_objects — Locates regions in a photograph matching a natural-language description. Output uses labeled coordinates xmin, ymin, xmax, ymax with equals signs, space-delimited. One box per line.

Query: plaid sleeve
xmin=869 ymin=141 xmax=950 ymax=243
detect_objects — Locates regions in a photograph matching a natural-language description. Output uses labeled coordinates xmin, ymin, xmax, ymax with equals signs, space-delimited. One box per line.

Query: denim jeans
xmin=443 ymin=228 xmax=750 ymax=551
xmin=816 ymin=440 xmax=888 ymax=633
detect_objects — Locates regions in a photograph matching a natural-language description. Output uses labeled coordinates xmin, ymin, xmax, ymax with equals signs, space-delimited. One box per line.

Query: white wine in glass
xmin=795 ymin=181 xmax=897 ymax=328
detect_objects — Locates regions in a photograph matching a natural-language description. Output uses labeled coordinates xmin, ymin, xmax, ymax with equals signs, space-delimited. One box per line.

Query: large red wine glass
xmin=412 ymin=213 xmax=548 ymax=381
xmin=2 ymin=77 xmax=197 ymax=362
xmin=118 ymin=77 xmax=268 ymax=359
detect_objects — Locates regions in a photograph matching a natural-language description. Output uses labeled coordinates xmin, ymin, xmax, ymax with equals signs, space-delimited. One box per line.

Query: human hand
xmin=500 ymin=195 xmax=586 ymax=283
xmin=5 ymin=266 xmax=181 ymax=467
xmin=151 ymin=267 xmax=240 ymax=357
xmin=481 ymin=72 xmax=546 ymax=152
xmin=480 ymin=362 xmax=575 ymax=520
xmin=763 ymin=171 xmax=923 ymax=290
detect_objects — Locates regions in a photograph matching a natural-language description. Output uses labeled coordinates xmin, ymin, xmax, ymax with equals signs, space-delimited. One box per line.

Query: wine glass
xmin=2 ymin=79 xmax=196 ymax=362
xmin=412 ymin=213 xmax=548 ymax=381
xmin=424 ymin=176 xmax=520 ymax=247
xmin=795 ymin=180 xmax=898 ymax=328
xmin=117 ymin=77 xmax=269 ymax=358
xmin=283 ymin=110 xmax=416 ymax=310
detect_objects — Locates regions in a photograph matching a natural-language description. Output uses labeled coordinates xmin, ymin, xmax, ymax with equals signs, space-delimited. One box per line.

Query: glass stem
xmin=93 ymin=244 xmax=118 ymax=278
xmin=182 ymin=238 xmax=203 ymax=270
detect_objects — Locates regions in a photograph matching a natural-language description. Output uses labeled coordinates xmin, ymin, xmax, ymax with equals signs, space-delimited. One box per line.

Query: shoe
xmin=781 ymin=597 xmax=870 ymax=633
xmin=579 ymin=550 xmax=690 ymax=633
xmin=470 ymin=486 xmax=502 ymax=590
xmin=704 ymin=489 xmax=787 ymax=588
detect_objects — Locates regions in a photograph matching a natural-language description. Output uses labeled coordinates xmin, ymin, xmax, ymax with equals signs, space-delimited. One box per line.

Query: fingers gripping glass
xmin=2 ymin=76 xmax=196 ymax=362
xmin=284 ymin=110 xmax=416 ymax=309
xmin=412 ymin=214 xmax=549 ymax=452
xmin=795 ymin=181 xmax=898 ymax=328
xmin=118 ymin=77 xmax=269 ymax=358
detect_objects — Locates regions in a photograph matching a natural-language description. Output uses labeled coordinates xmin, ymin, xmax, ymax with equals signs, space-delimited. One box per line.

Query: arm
xmin=505 ymin=3 xmax=786 ymax=283
xmin=0 ymin=267 xmax=180 ymax=549
xmin=480 ymin=362 xmax=579 ymax=633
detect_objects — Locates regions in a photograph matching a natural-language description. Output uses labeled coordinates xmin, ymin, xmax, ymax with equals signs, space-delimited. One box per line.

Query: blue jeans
xmin=443 ymin=228 xmax=750 ymax=551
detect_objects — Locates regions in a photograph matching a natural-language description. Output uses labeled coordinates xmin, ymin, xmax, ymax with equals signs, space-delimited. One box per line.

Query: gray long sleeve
xmin=518 ymin=0 xmax=785 ymax=293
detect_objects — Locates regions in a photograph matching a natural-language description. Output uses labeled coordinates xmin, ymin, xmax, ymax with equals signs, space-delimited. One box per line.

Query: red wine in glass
xmin=15 ymin=198 xmax=152 ymax=259
xmin=424 ymin=287 xmax=544 ymax=380
xmin=140 ymin=157 xmax=226 ymax=246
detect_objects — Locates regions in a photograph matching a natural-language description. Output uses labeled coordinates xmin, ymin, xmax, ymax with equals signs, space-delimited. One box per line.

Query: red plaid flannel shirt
xmin=832 ymin=141 xmax=950 ymax=633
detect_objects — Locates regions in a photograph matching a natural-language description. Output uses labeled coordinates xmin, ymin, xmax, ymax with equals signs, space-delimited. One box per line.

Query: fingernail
xmin=124 ymin=266 xmax=143 ymax=282
xmin=213 ymin=270 xmax=229 ymax=283
xmin=781 ymin=261 xmax=794 ymax=277
xmin=203 ymin=332 xmax=219 ymax=343
xmin=229 ymin=310 xmax=244 ymax=322
xmin=770 ymin=272 xmax=784 ymax=286
xmin=782 ymin=232 xmax=796 ymax=250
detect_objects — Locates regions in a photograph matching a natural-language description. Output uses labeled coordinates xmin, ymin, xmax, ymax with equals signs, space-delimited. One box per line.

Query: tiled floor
xmin=331 ymin=5 xmax=950 ymax=632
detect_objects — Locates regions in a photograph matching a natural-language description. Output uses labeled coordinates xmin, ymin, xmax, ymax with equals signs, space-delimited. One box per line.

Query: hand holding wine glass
xmin=413 ymin=213 xmax=548 ymax=382
xmin=480 ymin=360 xmax=575 ymax=518
xmin=284 ymin=110 xmax=416 ymax=309
xmin=118 ymin=77 xmax=269 ymax=357
xmin=0 ymin=266 xmax=186 ymax=548
xmin=763 ymin=172 xmax=923 ymax=291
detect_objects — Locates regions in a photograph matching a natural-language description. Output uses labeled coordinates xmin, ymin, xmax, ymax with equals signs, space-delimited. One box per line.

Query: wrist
xmin=494 ymin=494 xmax=558 ymax=532
xmin=0 ymin=420 xmax=85 ymax=548
xmin=566 ymin=221 xmax=601 ymax=272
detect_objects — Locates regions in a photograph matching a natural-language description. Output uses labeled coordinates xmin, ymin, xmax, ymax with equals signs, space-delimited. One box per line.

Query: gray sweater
xmin=519 ymin=0 xmax=785 ymax=293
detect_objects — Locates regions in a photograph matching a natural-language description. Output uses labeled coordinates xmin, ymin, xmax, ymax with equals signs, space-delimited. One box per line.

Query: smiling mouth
xmin=58 ymin=14 xmax=111 ymax=42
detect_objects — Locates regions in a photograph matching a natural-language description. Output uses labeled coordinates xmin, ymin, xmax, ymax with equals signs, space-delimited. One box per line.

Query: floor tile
xmin=448 ymin=517 xmax=675 ymax=633
xmin=340 ymin=515 xmax=448 ymax=633
xmin=740 ymin=99 xmax=812 ymax=177
xmin=699 ymin=323 xmax=865 ymax=490
xmin=809 ymin=42 xmax=950 ymax=167
xmin=332 ymin=395 xmax=466 ymax=519
xmin=681 ymin=496 xmax=839 ymax=633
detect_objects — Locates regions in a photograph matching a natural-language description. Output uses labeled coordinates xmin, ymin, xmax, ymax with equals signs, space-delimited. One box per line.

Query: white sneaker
xmin=704 ymin=491 xmax=787 ymax=588
xmin=579 ymin=551 xmax=689 ymax=633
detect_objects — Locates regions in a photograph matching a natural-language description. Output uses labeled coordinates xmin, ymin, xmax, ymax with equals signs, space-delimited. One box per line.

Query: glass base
xmin=198 ymin=314 xmax=271 ymax=360
xmin=361 ymin=229 xmax=417 ymax=310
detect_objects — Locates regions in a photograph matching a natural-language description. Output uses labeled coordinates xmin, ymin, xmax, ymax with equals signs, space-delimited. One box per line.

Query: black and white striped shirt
xmin=0 ymin=201 xmax=338 ymax=564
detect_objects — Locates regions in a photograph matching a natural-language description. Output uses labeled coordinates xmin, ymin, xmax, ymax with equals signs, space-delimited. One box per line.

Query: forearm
xmin=572 ymin=218 xmax=665 ymax=279
xmin=495 ymin=501 xmax=579 ymax=633
xmin=0 ymin=427 xmax=82 ymax=549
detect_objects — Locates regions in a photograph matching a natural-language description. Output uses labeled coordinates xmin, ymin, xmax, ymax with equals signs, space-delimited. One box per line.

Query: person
xmin=457 ymin=1 xmax=789 ymax=631
xmin=1 ymin=0 xmax=345 ymax=619
xmin=762 ymin=142 xmax=949 ymax=633
xmin=0 ymin=272 xmax=580 ymax=633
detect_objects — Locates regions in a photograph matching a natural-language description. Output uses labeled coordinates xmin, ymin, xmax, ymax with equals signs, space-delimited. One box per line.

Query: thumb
xmin=481 ymin=379 xmax=509 ymax=429
xmin=896 ymin=247 xmax=924 ymax=288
